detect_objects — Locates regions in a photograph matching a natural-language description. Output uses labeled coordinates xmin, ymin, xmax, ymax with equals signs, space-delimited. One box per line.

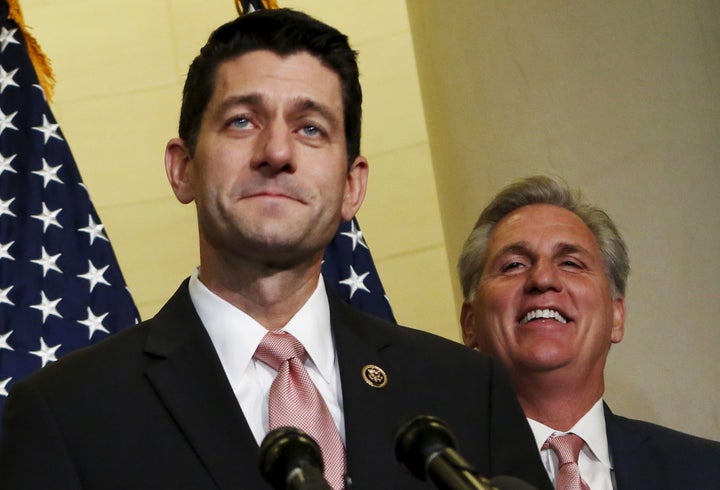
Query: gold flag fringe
xmin=235 ymin=0 xmax=279 ymax=16
xmin=6 ymin=0 xmax=55 ymax=102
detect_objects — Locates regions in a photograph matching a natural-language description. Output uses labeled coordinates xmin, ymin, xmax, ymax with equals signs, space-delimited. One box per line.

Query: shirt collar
xmin=188 ymin=269 xmax=335 ymax=384
xmin=528 ymin=398 xmax=613 ymax=469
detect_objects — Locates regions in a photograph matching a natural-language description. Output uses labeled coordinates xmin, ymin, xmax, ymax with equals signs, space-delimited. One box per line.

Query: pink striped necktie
xmin=254 ymin=331 xmax=346 ymax=489
xmin=544 ymin=433 xmax=590 ymax=490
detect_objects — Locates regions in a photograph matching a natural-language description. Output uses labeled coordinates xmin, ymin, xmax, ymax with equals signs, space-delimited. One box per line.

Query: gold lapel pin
xmin=361 ymin=364 xmax=387 ymax=388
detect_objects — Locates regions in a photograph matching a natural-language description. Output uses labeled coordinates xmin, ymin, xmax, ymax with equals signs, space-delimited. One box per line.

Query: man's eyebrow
xmin=554 ymin=242 xmax=591 ymax=257
xmin=495 ymin=243 xmax=532 ymax=258
xmin=215 ymin=93 xmax=263 ymax=115
xmin=290 ymin=97 xmax=341 ymax=130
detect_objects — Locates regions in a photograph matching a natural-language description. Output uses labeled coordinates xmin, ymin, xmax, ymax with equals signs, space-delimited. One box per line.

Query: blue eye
xmin=301 ymin=125 xmax=321 ymax=137
xmin=231 ymin=117 xmax=250 ymax=129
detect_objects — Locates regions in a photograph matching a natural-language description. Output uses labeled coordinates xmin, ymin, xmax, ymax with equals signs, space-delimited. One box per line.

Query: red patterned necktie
xmin=254 ymin=331 xmax=346 ymax=489
xmin=544 ymin=433 xmax=590 ymax=490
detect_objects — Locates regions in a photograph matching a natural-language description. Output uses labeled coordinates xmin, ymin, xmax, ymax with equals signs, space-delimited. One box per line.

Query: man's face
xmin=165 ymin=50 xmax=367 ymax=268
xmin=461 ymin=204 xmax=625 ymax=380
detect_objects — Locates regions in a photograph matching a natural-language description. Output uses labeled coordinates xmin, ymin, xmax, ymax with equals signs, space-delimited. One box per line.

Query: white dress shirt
xmin=188 ymin=269 xmax=345 ymax=446
xmin=528 ymin=399 xmax=615 ymax=489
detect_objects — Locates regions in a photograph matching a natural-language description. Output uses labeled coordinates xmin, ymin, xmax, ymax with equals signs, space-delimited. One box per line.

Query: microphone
xmin=259 ymin=427 xmax=331 ymax=490
xmin=394 ymin=415 xmax=537 ymax=490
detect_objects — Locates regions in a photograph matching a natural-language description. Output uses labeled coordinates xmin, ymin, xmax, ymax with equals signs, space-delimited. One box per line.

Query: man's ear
xmin=610 ymin=296 xmax=626 ymax=344
xmin=165 ymin=138 xmax=195 ymax=204
xmin=341 ymin=155 xmax=369 ymax=221
xmin=460 ymin=301 xmax=478 ymax=348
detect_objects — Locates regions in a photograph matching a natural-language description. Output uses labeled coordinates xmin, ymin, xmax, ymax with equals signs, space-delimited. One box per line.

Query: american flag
xmin=0 ymin=1 xmax=139 ymax=437
xmin=323 ymin=218 xmax=395 ymax=322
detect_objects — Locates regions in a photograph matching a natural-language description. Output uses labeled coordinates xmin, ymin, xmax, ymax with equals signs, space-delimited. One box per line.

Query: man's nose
xmin=524 ymin=259 xmax=562 ymax=294
xmin=251 ymin=120 xmax=295 ymax=174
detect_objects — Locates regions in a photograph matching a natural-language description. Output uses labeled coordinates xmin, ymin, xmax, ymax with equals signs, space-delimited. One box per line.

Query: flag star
xmin=0 ymin=285 xmax=13 ymax=306
xmin=78 ymin=260 xmax=111 ymax=292
xmin=340 ymin=220 xmax=368 ymax=251
xmin=0 ymin=27 xmax=19 ymax=52
xmin=32 ymin=115 xmax=63 ymax=144
xmin=0 ymin=197 xmax=15 ymax=218
xmin=0 ymin=377 xmax=10 ymax=396
xmin=0 ymin=240 xmax=13 ymax=261
xmin=0 ymin=65 xmax=18 ymax=93
xmin=338 ymin=265 xmax=371 ymax=299
xmin=32 ymin=202 xmax=63 ymax=232
xmin=0 ymin=151 xmax=16 ymax=176
xmin=30 ymin=338 xmax=61 ymax=368
xmin=0 ymin=330 xmax=12 ymax=351
xmin=31 ymin=246 xmax=62 ymax=277
xmin=32 ymin=158 xmax=63 ymax=188
xmin=0 ymin=107 xmax=17 ymax=136
xmin=79 ymin=215 xmax=108 ymax=244
xmin=78 ymin=307 xmax=110 ymax=339
xmin=30 ymin=291 xmax=63 ymax=323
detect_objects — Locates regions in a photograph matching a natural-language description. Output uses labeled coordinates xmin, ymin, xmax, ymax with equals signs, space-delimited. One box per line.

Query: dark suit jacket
xmin=605 ymin=403 xmax=720 ymax=489
xmin=0 ymin=280 xmax=551 ymax=489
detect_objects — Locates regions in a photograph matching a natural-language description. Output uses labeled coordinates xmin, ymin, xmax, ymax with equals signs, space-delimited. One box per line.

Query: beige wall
xmin=22 ymin=0 xmax=458 ymax=339
xmin=406 ymin=1 xmax=720 ymax=441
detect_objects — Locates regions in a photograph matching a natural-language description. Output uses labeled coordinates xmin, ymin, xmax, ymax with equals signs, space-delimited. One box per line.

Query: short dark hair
xmin=457 ymin=175 xmax=630 ymax=301
xmin=178 ymin=8 xmax=362 ymax=164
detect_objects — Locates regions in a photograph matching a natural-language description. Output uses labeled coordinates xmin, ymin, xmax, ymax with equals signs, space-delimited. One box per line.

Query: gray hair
xmin=457 ymin=175 xmax=629 ymax=301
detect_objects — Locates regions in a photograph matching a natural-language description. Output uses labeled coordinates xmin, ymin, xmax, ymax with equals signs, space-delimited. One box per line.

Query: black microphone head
xmin=259 ymin=426 xmax=325 ymax=490
xmin=394 ymin=415 xmax=458 ymax=481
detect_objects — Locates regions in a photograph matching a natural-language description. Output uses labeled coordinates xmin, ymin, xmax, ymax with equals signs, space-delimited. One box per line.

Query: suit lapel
xmin=143 ymin=281 xmax=268 ymax=490
xmin=328 ymin=293 xmax=415 ymax=487
xmin=605 ymin=403 xmax=667 ymax=489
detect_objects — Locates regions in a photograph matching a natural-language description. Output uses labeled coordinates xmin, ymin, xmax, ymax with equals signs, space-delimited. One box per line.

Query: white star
xmin=30 ymin=337 xmax=61 ymax=367
xmin=0 ymin=27 xmax=19 ymax=53
xmin=78 ymin=307 xmax=110 ymax=339
xmin=79 ymin=215 xmax=108 ymax=245
xmin=31 ymin=202 xmax=63 ymax=232
xmin=30 ymin=291 xmax=63 ymax=323
xmin=0 ymin=330 xmax=13 ymax=351
xmin=0 ymin=107 xmax=17 ymax=136
xmin=31 ymin=246 xmax=62 ymax=277
xmin=0 ymin=285 xmax=13 ymax=306
xmin=0 ymin=151 xmax=16 ymax=176
xmin=340 ymin=220 xmax=368 ymax=251
xmin=32 ymin=115 xmax=63 ymax=144
xmin=32 ymin=158 xmax=63 ymax=188
xmin=0 ymin=377 xmax=10 ymax=396
xmin=0 ymin=65 xmax=18 ymax=93
xmin=0 ymin=197 xmax=15 ymax=218
xmin=0 ymin=240 xmax=13 ymax=261
xmin=78 ymin=260 xmax=111 ymax=292
xmin=0 ymin=330 xmax=12 ymax=351
xmin=338 ymin=265 xmax=371 ymax=299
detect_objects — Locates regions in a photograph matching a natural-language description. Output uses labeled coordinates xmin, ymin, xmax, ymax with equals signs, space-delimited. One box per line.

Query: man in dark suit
xmin=0 ymin=9 xmax=551 ymax=490
xmin=458 ymin=175 xmax=720 ymax=489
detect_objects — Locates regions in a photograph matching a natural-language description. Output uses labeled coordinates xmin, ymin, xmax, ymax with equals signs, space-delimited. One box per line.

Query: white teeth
xmin=520 ymin=309 xmax=567 ymax=324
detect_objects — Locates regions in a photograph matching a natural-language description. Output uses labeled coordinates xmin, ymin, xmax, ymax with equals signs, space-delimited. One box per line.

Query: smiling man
xmin=458 ymin=175 xmax=720 ymax=489
xmin=0 ymin=10 xmax=552 ymax=490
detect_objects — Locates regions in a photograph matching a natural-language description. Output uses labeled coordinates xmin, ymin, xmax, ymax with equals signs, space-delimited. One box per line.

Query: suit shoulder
xmin=612 ymin=412 xmax=720 ymax=454
xmin=331 ymin=295 xmax=492 ymax=367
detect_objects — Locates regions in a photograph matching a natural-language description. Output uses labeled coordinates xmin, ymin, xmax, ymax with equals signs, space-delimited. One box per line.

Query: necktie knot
xmin=254 ymin=331 xmax=306 ymax=370
xmin=545 ymin=433 xmax=584 ymax=466
xmin=543 ymin=433 xmax=589 ymax=490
